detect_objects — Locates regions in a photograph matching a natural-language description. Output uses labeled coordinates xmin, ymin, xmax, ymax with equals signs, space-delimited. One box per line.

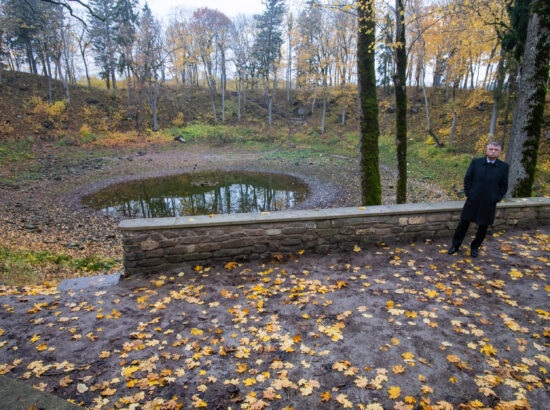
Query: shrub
xmin=79 ymin=124 xmax=95 ymax=142
xmin=0 ymin=121 xmax=14 ymax=138
xmin=172 ymin=112 xmax=185 ymax=127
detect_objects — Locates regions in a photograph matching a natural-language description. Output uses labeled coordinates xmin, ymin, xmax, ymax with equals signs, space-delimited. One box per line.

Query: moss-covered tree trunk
xmin=393 ymin=0 xmax=407 ymax=204
xmin=506 ymin=0 xmax=550 ymax=197
xmin=357 ymin=0 xmax=381 ymax=205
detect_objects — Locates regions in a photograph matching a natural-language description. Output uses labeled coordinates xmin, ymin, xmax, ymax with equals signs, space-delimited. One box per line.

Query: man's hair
xmin=486 ymin=141 xmax=502 ymax=149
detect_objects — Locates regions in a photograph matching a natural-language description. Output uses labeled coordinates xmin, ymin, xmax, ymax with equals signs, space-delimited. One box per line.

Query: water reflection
xmin=83 ymin=171 xmax=310 ymax=218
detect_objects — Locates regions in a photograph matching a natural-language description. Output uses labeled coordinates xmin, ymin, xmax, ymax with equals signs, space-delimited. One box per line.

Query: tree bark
xmin=449 ymin=109 xmax=457 ymax=146
xmin=357 ymin=0 xmax=382 ymax=205
xmin=393 ymin=0 xmax=407 ymax=204
xmin=506 ymin=0 xmax=550 ymax=197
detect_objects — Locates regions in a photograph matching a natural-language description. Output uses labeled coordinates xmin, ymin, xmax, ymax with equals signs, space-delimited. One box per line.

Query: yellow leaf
xmin=320 ymin=391 xmax=331 ymax=402
xmin=353 ymin=245 xmax=361 ymax=252
xmin=480 ymin=344 xmax=498 ymax=356
xmin=391 ymin=337 xmax=400 ymax=346
xmin=224 ymin=262 xmax=238 ymax=270
xmin=122 ymin=365 xmax=139 ymax=378
xmin=402 ymin=352 xmax=414 ymax=361
xmin=392 ymin=365 xmax=405 ymax=374
xmin=449 ymin=376 xmax=458 ymax=383
xmin=243 ymin=377 xmax=257 ymax=386
xmin=99 ymin=351 xmax=110 ymax=359
xmin=35 ymin=343 xmax=47 ymax=351
xmin=405 ymin=396 xmax=417 ymax=404
xmin=298 ymin=249 xmax=305 ymax=255
xmin=446 ymin=354 xmax=460 ymax=363
xmin=388 ymin=385 xmax=401 ymax=399
xmin=418 ymin=374 xmax=426 ymax=382
xmin=194 ymin=265 xmax=202 ymax=271
xmin=30 ymin=333 xmax=41 ymax=343
xmin=100 ymin=387 xmax=116 ymax=396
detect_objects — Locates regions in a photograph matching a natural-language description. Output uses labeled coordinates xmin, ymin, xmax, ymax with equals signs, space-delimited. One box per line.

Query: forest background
xmin=0 ymin=0 xmax=549 ymax=201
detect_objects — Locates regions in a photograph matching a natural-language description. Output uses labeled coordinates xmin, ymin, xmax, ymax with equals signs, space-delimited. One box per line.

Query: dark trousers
xmin=452 ymin=220 xmax=488 ymax=250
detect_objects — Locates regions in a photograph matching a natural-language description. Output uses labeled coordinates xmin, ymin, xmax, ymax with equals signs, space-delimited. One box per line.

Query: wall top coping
xmin=118 ymin=197 xmax=549 ymax=231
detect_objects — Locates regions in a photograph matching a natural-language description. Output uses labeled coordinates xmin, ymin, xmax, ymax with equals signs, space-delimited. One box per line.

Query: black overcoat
xmin=460 ymin=157 xmax=509 ymax=225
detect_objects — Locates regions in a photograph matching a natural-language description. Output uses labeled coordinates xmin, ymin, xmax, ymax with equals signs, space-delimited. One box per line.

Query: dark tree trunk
xmin=393 ymin=0 xmax=407 ymax=204
xmin=506 ymin=0 xmax=550 ymax=197
xmin=489 ymin=49 xmax=507 ymax=140
xmin=357 ymin=0 xmax=382 ymax=205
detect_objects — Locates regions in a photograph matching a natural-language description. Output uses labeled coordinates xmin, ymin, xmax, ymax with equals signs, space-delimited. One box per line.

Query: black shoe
xmin=470 ymin=248 xmax=479 ymax=257
xmin=447 ymin=247 xmax=458 ymax=255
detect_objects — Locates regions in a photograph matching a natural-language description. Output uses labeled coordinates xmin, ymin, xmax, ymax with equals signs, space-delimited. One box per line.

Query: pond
xmin=82 ymin=170 xmax=310 ymax=218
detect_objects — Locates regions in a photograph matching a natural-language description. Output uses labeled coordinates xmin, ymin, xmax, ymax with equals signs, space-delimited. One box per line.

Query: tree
xmin=253 ymin=0 xmax=285 ymax=126
xmin=393 ymin=0 xmax=407 ymax=204
xmin=506 ymin=0 xmax=550 ymax=197
xmin=88 ymin=0 xmax=123 ymax=90
xmin=377 ymin=13 xmax=394 ymax=91
xmin=133 ymin=4 xmax=163 ymax=131
xmin=357 ymin=0 xmax=381 ymax=205
xmin=191 ymin=7 xmax=229 ymax=123
xmin=231 ymin=14 xmax=253 ymax=121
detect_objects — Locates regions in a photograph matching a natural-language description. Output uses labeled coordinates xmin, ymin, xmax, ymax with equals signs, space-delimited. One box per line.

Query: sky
xmin=147 ymin=0 xmax=266 ymax=22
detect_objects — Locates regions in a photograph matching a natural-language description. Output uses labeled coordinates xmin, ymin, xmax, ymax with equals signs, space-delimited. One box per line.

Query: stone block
xmin=282 ymin=227 xmax=307 ymax=234
xmin=136 ymin=258 xmax=164 ymax=268
xmin=333 ymin=217 xmax=367 ymax=227
xmin=253 ymin=244 xmax=268 ymax=253
xmin=183 ymin=252 xmax=212 ymax=261
xmin=317 ymin=228 xmax=339 ymax=238
xmin=179 ymin=236 xmax=203 ymax=245
xmin=144 ymin=249 xmax=165 ymax=258
xmin=160 ymin=239 xmax=177 ymax=248
xmin=408 ymin=215 xmax=426 ymax=225
xmin=339 ymin=226 xmax=354 ymax=235
xmin=426 ymin=213 xmax=449 ymax=222
xmin=266 ymin=229 xmax=282 ymax=236
xmin=281 ymin=238 xmax=302 ymax=246
xmin=140 ymin=239 xmax=159 ymax=251
xmin=161 ymin=230 xmax=179 ymax=239
xmin=166 ymin=255 xmax=184 ymax=264
xmin=242 ymin=229 xmax=264 ymax=236
xmin=222 ymin=238 xmax=255 ymax=248
xmin=213 ymin=247 xmax=254 ymax=258
xmin=398 ymin=217 xmax=408 ymax=226
xmin=125 ymin=252 xmax=145 ymax=261
xmin=166 ymin=245 xmax=196 ymax=255
xmin=197 ymin=243 xmax=222 ymax=252
xmin=315 ymin=220 xmax=332 ymax=229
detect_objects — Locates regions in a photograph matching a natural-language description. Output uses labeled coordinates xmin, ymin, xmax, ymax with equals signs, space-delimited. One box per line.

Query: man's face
xmin=486 ymin=144 xmax=501 ymax=161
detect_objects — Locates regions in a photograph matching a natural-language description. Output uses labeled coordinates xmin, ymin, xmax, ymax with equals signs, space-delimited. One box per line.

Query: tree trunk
xmin=238 ymin=78 xmax=241 ymax=121
xmin=489 ymin=50 xmax=507 ymax=140
xmin=268 ymin=90 xmax=273 ymax=126
xmin=357 ymin=0 xmax=382 ymax=205
xmin=449 ymin=109 xmax=457 ymax=146
xmin=82 ymin=50 xmax=91 ymax=89
xmin=341 ymin=101 xmax=346 ymax=126
xmin=393 ymin=0 xmax=407 ymax=204
xmin=506 ymin=0 xmax=550 ymax=197
xmin=321 ymin=89 xmax=327 ymax=135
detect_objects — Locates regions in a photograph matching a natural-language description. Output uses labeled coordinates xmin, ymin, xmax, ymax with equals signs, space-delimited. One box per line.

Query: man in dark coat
xmin=448 ymin=141 xmax=509 ymax=257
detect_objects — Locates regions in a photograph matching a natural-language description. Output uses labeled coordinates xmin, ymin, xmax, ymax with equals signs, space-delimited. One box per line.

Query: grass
xmin=0 ymin=137 xmax=35 ymax=165
xmin=379 ymin=133 xmax=472 ymax=195
xmin=0 ymin=246 xmax=119 ymax=285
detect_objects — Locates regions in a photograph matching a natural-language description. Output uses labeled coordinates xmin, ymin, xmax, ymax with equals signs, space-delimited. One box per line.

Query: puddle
xmin=82 ymin=170 xmax=310 ymax=218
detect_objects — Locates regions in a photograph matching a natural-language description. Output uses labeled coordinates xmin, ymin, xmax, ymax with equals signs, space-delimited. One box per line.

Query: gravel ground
xmin=1 ymin=145 xmax=548 ymax=409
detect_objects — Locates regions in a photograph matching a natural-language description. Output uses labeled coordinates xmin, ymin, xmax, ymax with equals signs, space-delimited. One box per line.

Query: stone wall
xmin=119 ymin=198 xmax=550 ymax=275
